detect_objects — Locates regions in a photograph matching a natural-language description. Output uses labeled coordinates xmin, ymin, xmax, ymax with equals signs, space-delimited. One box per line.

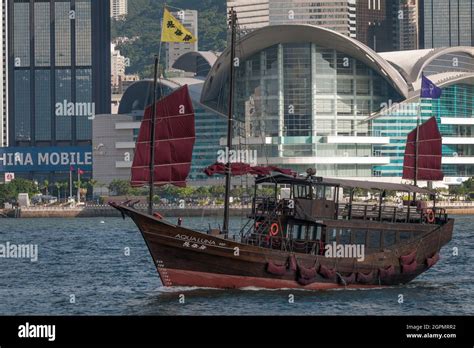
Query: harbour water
xmin=0 ymin=215 xmax=472 ymax=315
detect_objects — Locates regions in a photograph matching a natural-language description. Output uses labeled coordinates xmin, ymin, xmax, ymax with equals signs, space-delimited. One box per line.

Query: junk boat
xmin=110 ymin=8 xmax=453 ymax=290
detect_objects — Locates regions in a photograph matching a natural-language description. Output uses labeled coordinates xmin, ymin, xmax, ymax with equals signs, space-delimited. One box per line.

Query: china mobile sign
xmin=0 ymin=147 xmax=92 ymax=172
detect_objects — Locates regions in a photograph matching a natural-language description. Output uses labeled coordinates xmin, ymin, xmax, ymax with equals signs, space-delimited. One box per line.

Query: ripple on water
xmin=0 ymin=216 xmax=472 ymax=315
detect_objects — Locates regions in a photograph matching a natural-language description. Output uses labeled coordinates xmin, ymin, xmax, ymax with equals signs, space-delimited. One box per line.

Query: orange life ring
xmin=426 ymin=209 xmax=435 ymax=223
xmin=270 ymin=223 xmax=279 ymax=236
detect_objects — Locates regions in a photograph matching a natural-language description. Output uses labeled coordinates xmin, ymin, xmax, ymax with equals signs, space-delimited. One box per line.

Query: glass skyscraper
xmin=8 ymin=0 xmax=111 ymax=148
xmin=421 ymin=0 xmax=474 ymax=48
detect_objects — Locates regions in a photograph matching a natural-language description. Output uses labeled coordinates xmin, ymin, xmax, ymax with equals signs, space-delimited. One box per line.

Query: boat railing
xmin=339 ymin=203 xmax=448 ymax=224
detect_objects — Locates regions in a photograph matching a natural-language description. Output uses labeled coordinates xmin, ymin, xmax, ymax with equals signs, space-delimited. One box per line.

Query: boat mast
xmin=414 ymin=102 xmax=421 ymax=187
xmin=411 ymin=99 xmax=421 ymax=205
xmin=148 ymin=56 xmax=159 ymax=215
xmin=223 ymin=8 xmax=237 ymax=234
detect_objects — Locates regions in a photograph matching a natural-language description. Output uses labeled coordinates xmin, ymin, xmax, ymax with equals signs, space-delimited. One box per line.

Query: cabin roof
xmin=256 ymin=174 xmax=433 ymax=194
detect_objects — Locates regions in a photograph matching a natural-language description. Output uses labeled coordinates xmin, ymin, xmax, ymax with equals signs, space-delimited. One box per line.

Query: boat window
xmin=383 ymin=231 xmax=397 ymax=247
xmin=368 ymin=231 xmax=381 ymax=249
xmin=298 ymin=225 xmax=306 ymax=240
xmin=354 ymin=230 xmax=366 ymax=245
xmin=339 ymin=229 xmax=351 ymax=245
xmin=327 ymin=228 xmax=337 ymax=243
xmin=296 ymin=185 xmax=310 ymax=199
xmin=292 ymin=224 xmax=305 ymax=240
xmin=399 ymin=231 xmax=413 ymax=242
xmin=308 ymin=225 xmax=323 ymax=240
xmin=325 ymin=187 xmax=335 ymax=200
xmin=314 ymin=185 xmax=325 ymax=199
xmin=286 ymin=224 xmax=293 ymax=238
xmin=316 ymin=226 xmax=322 ymax=240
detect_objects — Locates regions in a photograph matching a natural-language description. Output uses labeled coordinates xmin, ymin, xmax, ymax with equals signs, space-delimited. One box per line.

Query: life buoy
xmin=425 ymin=209 xmax=435 ymax=223
xmin=270 ymin=223 xmax=279 ymax=236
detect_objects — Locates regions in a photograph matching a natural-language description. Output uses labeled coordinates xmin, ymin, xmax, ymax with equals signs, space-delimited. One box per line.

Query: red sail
xmin=131 ymin=85 xmax=195 ymax=187
xmin=402 ymin=117 xmax=443 ymax=181
xmin=204 ymin=162 xmax=295 ymax=177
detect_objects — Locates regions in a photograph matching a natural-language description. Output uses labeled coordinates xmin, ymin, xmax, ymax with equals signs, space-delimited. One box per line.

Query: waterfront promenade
xmin=1 ymin=202 xmax=474 ymax=218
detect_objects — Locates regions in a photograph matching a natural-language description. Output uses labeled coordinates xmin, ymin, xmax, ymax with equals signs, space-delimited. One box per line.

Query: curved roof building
xmin=199 ymin=25 xmax=474 ymax=185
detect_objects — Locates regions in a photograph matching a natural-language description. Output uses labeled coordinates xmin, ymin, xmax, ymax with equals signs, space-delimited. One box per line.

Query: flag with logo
xmin=78 ymin=168 xmax=85 ymax=175
xmin=421 ymin=74 xmax=442 ymax=99
xmin=161 ymin=8 xmax=197 ymax=43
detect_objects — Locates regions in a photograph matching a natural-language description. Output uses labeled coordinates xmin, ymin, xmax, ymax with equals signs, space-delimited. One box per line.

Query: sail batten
xmin=131 ymin=85 xmax=196 ymax=188
xmin=402 ymin=117 xmax=443 ymax=181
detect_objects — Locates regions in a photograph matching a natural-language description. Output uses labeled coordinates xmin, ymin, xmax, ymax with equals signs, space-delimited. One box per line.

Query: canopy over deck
xmin=256 ymin=174 xmax=434 ymax=195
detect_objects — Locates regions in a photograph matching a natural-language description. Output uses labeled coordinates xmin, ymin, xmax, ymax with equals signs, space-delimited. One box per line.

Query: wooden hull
xmin=113 ymin=204 xmax=454 ymax=290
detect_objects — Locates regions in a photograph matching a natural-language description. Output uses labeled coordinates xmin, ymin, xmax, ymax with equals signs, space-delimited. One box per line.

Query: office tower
xmin=8 ymin=0 xmax=111 ymax=148
xmin=356 ymin=0 xmax=394 ymax=52
xmin=393 ymin=0 xmax=419 ymax=51
xmin=229 ymin=0 xmax=357 ymax=38
xmin=420 ymin=0 xmax=474 ymax=48
xmin=0 ymin=0 xmax=7 ymax=147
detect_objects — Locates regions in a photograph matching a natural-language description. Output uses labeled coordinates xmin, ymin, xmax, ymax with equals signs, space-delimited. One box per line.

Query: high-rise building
xmin=392 ymin=0 xmax=419 ymax=51
xmin=356 ymin=0 xmax=394 ymax=52
xmin=420 ymin=0 xmax=474 ymax=48
xmin=0 ymin=0 xmax=7 ymax=147
xmin=229 ymin=0 xmax=421 ymax=52
xmin=5 ymin=0 xmax=111 ymax=179
xmin=111 ymin=43 xmax=126 ymax=90
xmin=166 ymin=9 xmax=198 ymax=71
xmin=229 ymin=0 xmax=357 ymax=38
xmin=110 ymin=0 xmax=127 ymax=20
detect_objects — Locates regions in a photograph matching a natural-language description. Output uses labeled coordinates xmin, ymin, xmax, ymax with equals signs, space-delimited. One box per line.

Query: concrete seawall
xmin=2 ymin=205 xmax=473 ymax=218
xmin=11 ymin=206 xmax=251 ymax=218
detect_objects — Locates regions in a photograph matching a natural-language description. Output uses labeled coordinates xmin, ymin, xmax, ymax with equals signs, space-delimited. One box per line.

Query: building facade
xmin=420 ymin=0 xmax=474 ymax=48
xmin=1 ymin=0 xmax=7 ymax=147
xmin=111 ymin=43 xmax=126 ymax=91
xmin=356 ymin=0 xmax=393 ymax=52
xmin=201 ymin=25 xmax=474 ymax=186
xmin=229 ymin=0 xmax=419 ymax=52
xmin=392 ymin=0 xmax=419 ymax=51
xmin=229 ymin=0 xmax=357 ymax=38
xmin=5 ymin=0 xmax=111 ymax=180
xmin=110 ymin=0 xmax=127 ymax=20
xmin=166 ymin=9 xmax=198 ymax=71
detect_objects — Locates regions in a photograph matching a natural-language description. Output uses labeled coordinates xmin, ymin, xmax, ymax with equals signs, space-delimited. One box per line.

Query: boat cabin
xmin=242 ymin=173 xmax=448 ymax=255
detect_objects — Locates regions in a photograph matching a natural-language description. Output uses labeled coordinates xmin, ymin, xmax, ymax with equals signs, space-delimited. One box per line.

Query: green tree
xmin=0 ymin=178 xmax=39 ymax=204
xmin=111 ymin=0 xmax=227 ymax=78
xmin=108 ymin=179 xmax=133 ymax=196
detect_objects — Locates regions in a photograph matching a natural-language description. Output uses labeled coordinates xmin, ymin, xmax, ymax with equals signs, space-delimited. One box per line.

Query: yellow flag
xmin=161 ymin=8 xmax=197 ymax=43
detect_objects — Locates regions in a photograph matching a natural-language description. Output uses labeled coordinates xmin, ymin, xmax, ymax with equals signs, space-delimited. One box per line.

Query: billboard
xmin=0 ymin=146 xmax=92 ymax=173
